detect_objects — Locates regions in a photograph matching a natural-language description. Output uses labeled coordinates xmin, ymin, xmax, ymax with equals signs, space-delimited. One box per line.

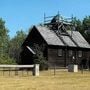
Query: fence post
xmin=9 ymin=67 xmax=11 ymax=76
xmin=54 ymin=64 xmax=56 ymax=76
xmin=81 ymin=65 xmax=83 ymax=74
xmin=15 ymin=67 xmax=18 ymax=76
xmin=33 ymin=64 xmax=39 ymax=76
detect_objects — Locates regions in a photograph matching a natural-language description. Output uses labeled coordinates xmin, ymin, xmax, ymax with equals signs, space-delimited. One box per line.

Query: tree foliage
xmin=0 ymin=55 xmax=16 ymax=64
xmin=72 ymin=16 xmax=90 ymax=43
xmin=0 ymin=18 xmax=16 ymax=64
xmin=33 ymin=44 xmax=48 ymax=70
xmin=8 ymin=30 xmax=26 ymax=63
xmin=83 ymin=16 xmax=90 ymax=30
xmin=0 ymin=18 xmax=9 ymax=55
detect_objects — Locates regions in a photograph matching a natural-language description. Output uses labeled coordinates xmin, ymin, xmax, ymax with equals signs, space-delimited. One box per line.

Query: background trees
xmin=8 ymin=30 xmax=26 ymax=63
xmin=0 ymin=18 xmax=9 ymax=55
xmin=0 ymin=18 xmax=16 ymax=64
xmin=0 ymin=18 xmax=26 ymax=64
xmin=82 ymin=16 xmax=90 ymax=43
xmin=72 ymin=16 xmax=90 ymax=43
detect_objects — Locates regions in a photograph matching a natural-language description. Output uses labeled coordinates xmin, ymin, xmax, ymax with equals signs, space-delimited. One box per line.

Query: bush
xmin=34 ymin=55 xmax=48 ymax=70
xmin=33 ymin=44 xmax=48 ymax=70
xmin=0 ymin=54 xmax=17 ymax=64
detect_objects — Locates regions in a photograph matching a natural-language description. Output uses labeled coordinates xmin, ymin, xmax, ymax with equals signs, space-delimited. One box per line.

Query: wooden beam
xmin=0 ymin=65 xmax=34 ymax=68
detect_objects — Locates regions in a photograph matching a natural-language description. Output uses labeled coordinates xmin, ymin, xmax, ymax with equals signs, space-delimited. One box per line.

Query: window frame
xmin=58 ymin=49 xmax=63 ymax=57
xmin=78 ymin=51 xmax=82 ymax=57
xmin=69 ymin=50 xmax=73 ymax=57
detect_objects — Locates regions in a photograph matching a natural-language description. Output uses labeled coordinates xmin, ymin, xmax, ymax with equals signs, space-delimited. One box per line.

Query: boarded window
xmin=58 ymin=49 xmax=63 ymax=56
xmin=78 ymin=51 xmax=82 ymax=57
xmin=69 ymin=50 xmax=73 ymax=56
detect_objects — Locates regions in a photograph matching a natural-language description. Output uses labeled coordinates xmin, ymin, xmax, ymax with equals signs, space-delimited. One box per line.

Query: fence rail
xmin=0 ymin=64 xmax=39 ymax=76
xmin=0 ymin=65 xmax=34 ymax=68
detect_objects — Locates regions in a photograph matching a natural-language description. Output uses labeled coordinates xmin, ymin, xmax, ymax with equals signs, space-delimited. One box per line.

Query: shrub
xmin=33 ymin=44 xmax=48 ymax=70
xmin=0 ymin=54 xmax=17 ymax=64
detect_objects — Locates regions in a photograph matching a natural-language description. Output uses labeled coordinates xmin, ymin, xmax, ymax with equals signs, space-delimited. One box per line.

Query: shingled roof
xmin=60 ymin=35 xmax=76 ymax=47
xmin=67 ymin=31 xmax=90 ymax=48
xmin=36 ymin=26 xmax=64 ymax=46
xmin=32 ymin=26 xmax=90 ymax=49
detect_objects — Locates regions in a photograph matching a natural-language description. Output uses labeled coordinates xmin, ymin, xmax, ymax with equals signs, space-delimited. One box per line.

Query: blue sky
xmin=0 ymin=0 xmax=90 ymax=38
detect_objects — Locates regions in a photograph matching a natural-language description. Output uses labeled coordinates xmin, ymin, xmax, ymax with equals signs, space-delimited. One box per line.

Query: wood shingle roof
xmin=67 ymin=31 xmax=90 ymax=48
xmin=36 ymin=26 xmax=65 ymax=46
xmin=30 ymin=26 xmax=90 ymax=49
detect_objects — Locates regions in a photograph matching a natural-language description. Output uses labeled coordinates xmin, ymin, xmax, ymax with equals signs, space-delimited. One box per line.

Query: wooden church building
xmin=21 ymin=14 xmax=90 ymax=68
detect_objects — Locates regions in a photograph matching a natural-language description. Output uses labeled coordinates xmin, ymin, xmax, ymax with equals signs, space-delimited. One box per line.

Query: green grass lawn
xmin=0 ymin=70 xmax=90 ymax=90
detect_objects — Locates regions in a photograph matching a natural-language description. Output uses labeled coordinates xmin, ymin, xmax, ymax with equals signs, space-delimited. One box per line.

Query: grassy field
xmin=0 ymin=70 xmax=90 ymax=90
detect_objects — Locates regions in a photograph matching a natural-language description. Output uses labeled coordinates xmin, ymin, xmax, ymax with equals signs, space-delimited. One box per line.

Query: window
xmin=78 ymin=51 xmax=82 ymax=57
xmin=69 ymin=50 xmax=73 ymax=57
xmin=58 ymin=49 xmax=63 ymax=56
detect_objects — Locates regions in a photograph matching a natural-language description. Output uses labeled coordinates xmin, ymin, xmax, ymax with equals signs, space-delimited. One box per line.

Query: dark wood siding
xmin=47 ymin=47 xmax=65 ymax=67
xmin=22 ymin=27 xmax=47 ymax=47
xmin=21 ymin=27 xmax=47 ymax=65
xmin=47 ymin=46 xmax=90 ymax=68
